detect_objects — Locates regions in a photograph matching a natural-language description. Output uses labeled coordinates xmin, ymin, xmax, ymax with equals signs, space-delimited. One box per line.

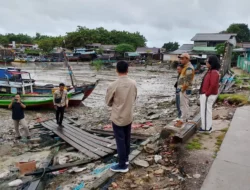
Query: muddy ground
xmin=0 ymin=63 xmax=248 ymax=190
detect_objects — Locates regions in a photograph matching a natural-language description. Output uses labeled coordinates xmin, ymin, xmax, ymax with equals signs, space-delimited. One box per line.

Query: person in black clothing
xmin=8 ymin=94 xmax=30 ymax=140
xmin=174 ymin=64 xmax=184 ymax=119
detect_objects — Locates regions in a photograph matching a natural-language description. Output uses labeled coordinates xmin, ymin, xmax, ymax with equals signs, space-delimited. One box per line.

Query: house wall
xmin=194 ymin=41 xmax=225 ymax=47
xmin=163 ymin=54 xmax=178 ymax=61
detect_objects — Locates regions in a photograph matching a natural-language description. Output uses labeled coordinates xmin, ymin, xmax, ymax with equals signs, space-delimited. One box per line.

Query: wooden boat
xmin=14 ymin=57 xmax=27 ymax=63
xmin=0 ymin=50 xmax=98 ymax=108
xmin=0 ymin=93 xmax=72 ymax=109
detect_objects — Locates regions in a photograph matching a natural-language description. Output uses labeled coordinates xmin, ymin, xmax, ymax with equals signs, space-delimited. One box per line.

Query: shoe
xmin=199 ymin=128 xmax=212 ymax=133
xmin=110 ymin=164 xmax=129 ymax=173
xmin=15 ymin=136 xmax=21 ymax=140
xmin=125 ymin=161 xmax=129 ymax=165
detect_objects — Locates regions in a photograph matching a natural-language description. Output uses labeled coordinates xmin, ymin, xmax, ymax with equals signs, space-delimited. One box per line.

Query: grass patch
xmin=216 ymin=133 xmax=226 ymax=146
xmin=186 ymin=138 xmax=202 ymax=150
xmin=220 ymin=128 xmax=229 ymax=132
xmin=235 ymin=78 xmax=243 ymax=85
xmin=91 ymin=60 xmax=103 ymax=71
xmin=217 ymin=94 xmax=249 ymax=105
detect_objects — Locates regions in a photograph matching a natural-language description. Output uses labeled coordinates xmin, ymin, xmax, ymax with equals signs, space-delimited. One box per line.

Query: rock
xmin=154 ymin=155 xmax=162 ymax=163
xmin=193 ymin=173 xmax=201 ymax=179
xmin=142 ymin=125 xmax=150 ymax=129
xmin=149 ymin=114 xmax=160 ymax=120
xmin=154 ymin=169 xmax=164 ymax=176
xmin=111 ymin=182 xmax=118 ymax=188
xmin=0 ymin=170 xmax=10 ymax=179
xmin=145 ymin=156 xmax=154 ymax=165
xmin=169 ymin=178 xmax=174 ymax=182
xmin=144 ymin=143 xmax=159 ymax=154
xmin=160 ymin=129 xmax=171 ymax=139
xmin=130 ymin=184 xmax=138 ymax=188
xmin=86 ymin=163 xmax=95 ymax=170
xmin=8 ymin=179 xmax=23 ymax=187
xmin=133 ymin=160 xmax=149 ymax=168
xmin=213 ymin=115 xmax=220 ymax=120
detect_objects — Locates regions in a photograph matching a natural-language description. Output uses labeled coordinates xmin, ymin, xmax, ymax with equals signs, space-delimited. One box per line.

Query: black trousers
xmin=112 ymin=122 xmax=131 ymax=168
xmin=56 ymin=106 xmax=65 ymax=125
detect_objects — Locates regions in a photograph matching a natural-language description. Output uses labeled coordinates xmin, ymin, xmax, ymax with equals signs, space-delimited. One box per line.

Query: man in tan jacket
xmin=105 ymin=61 xmax=137 ymax=173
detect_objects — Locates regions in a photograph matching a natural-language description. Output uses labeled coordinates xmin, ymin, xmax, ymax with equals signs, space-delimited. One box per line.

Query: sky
xmin=0 ymin=0 xmax=250 ymax=47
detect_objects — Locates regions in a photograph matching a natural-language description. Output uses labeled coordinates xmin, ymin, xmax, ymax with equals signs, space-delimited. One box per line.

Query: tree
xmin=162 ymin=42 xmax=179 ymax=52
xmin=37 ymin=38 xmax=54 ymax=53
xmin=226 ymin=23 xmax=250 ymax=42
xmin=215 ymin=43 xmax=225 ymax=55
xmin=115 ymin=44 xmax=135 ymax=56
xmin=0 ymin=35 xmax=9 ymax=47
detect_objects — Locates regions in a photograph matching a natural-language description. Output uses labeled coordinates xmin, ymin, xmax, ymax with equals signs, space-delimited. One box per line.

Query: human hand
xmin=54 ymin=105 xmax=57 ymax=110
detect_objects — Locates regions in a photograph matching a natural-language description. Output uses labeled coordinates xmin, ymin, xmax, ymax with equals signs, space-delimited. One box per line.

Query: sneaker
xmin=198 ymin=128 xmax=212 ymax=134
xmin=110 ymin=164 xmax=129 ymax=173
xmin=125 ymin=161 xmax=129 ymax=165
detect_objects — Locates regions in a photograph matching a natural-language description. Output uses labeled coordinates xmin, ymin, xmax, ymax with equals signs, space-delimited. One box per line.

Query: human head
xmin=15 ymin=94 xmax=21 ymax=100
xmin=59 ymin=83 xmax=65 ymax=91
xmin=116 ymin=61 xmax=128 ymax=75
xmin=177 ymin=64 xmax=184 ymax=74
xmin=206 ymin=55 xmax=221 ymax=70
xmin=178 ymin=53 xmax=190 ymax=65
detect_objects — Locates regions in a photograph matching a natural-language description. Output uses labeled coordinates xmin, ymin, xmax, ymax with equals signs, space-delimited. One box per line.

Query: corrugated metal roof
xmin=191 ymin=33 xmax=237 ymax=41
xmin=170 ymin=44 xmax=193 ymax=54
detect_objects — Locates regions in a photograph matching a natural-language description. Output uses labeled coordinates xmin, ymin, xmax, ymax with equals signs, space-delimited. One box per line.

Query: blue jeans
xmin=176 ymin=93 xmax=182 ymax=118
xmin=112 ymin=122 xmax=131 ymax=168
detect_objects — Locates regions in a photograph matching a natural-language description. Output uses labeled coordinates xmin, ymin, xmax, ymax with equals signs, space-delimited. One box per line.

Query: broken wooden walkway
xmin=40 ymin=119 xmax=116 ymax=159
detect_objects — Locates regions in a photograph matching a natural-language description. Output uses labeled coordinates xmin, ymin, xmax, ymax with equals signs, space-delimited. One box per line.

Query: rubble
xmin=133 ymin=159 xmax=149 ymax=168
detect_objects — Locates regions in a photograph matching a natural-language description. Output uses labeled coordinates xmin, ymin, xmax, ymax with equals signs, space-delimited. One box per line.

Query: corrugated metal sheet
xmin=191 ymin=33 xmax=237 ymax=41
xmin=170 ymin=44 xmax=193 ymax=55
xmin=136 ymin=47 xmax=160 ymax=53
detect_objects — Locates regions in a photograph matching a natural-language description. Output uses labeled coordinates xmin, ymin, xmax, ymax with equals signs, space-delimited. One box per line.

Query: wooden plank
xmin=50 ymin=119 xmax=115 ymax=144
xmin=60 ymin=121 xmax=116 ymax=150
xmin=41 ymin=122 xmax=100 ymax=159
xmin=46 ymin=120 xmax=114 ymax=154
xmin=65 ymin=117 xmax=81 ymax=127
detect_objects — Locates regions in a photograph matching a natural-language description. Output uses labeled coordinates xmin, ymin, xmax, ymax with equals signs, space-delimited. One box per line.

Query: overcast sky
xmin=0 ymin=0 xmax=249 ymax=47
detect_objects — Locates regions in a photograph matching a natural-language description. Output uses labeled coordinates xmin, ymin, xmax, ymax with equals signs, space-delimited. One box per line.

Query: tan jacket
xmin=53 ymin=90 xmax=69 ymax=107
xmin=105 ymin=76 xmax=137 ymax=126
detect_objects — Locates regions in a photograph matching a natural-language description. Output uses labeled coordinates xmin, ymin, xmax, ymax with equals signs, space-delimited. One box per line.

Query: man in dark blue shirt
xmin=8 ymin=94 xmax=30 ymax=140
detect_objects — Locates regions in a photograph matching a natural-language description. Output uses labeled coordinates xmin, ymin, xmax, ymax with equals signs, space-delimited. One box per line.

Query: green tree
xmin=0 ymin=35 xmax=9 ymax=47
xmin=226 ymin=23 xmax=250 ymax=42
xmin=115 ymin=44 xmax=135 ymax=56
xmin=162 ymin=42 xmax=179 ymax=52
xmin=37 ymin=38 xmax=54 ymax=53
xmin=215 ymin=43 xmax=225 ymax=55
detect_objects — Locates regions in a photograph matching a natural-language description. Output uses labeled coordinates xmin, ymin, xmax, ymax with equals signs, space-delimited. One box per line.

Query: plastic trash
xmin=8 ymin=179 xmax=23 ymax=187
xmin=73 ymin=182 xmax=85 ymax=190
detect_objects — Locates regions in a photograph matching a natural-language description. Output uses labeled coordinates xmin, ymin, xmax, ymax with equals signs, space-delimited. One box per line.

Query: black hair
xmin=59 ymin=83 xmax=65 ymax=87
xmin=116 ymin=61 xmax=128 ymax=74
xmin=208 ymin=55 xmax=221 ymax=70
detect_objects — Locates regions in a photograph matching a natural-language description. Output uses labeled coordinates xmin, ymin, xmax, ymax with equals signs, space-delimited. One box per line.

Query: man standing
xmin=175 ymin=53 xmax=195 ymax=127
xmin=174 ymin=64 xmax=184 ymax=119
xmin=8 ymin=94 xmax=30 ymax=140
xmin=53 ymin=83 xmax=68 ymax=127
xmin=105 ymin=61 xmax=137 ymax=173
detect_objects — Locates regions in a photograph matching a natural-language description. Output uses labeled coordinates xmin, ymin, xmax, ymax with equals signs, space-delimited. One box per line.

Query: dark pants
xmin=112 ymin=122 xmax=131 ymax=168
xmin=56 ymin=106 xmax=65 ymax=125
xmin=176 ymin=93 xmax=182 ymax=118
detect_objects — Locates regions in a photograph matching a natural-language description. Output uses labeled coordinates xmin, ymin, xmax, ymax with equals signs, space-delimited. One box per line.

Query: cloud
xmin=0 ymin=0 xmax=249 ymax=47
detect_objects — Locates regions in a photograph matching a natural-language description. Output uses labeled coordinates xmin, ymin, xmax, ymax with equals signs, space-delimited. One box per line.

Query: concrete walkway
xmin=201 ymin=106 xmax=250 ymax=190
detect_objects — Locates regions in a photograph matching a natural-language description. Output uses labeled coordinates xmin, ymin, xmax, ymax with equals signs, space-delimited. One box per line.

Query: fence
xmin=237 ymin=56 xmax=250 ymax=73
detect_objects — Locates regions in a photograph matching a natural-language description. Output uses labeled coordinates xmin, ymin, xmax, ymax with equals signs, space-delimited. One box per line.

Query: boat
xmin=0 ymin=49 xmax=15 ymax=64
xmin=26 ymin=56 xmax=36 ymax=62
xmin=74 ymin=48 xmax=97 ymax=61
xmin=0 ymin=51 xmax=98 ymax=108
xmin=14 ymin=57 xmax=27 ymax=63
